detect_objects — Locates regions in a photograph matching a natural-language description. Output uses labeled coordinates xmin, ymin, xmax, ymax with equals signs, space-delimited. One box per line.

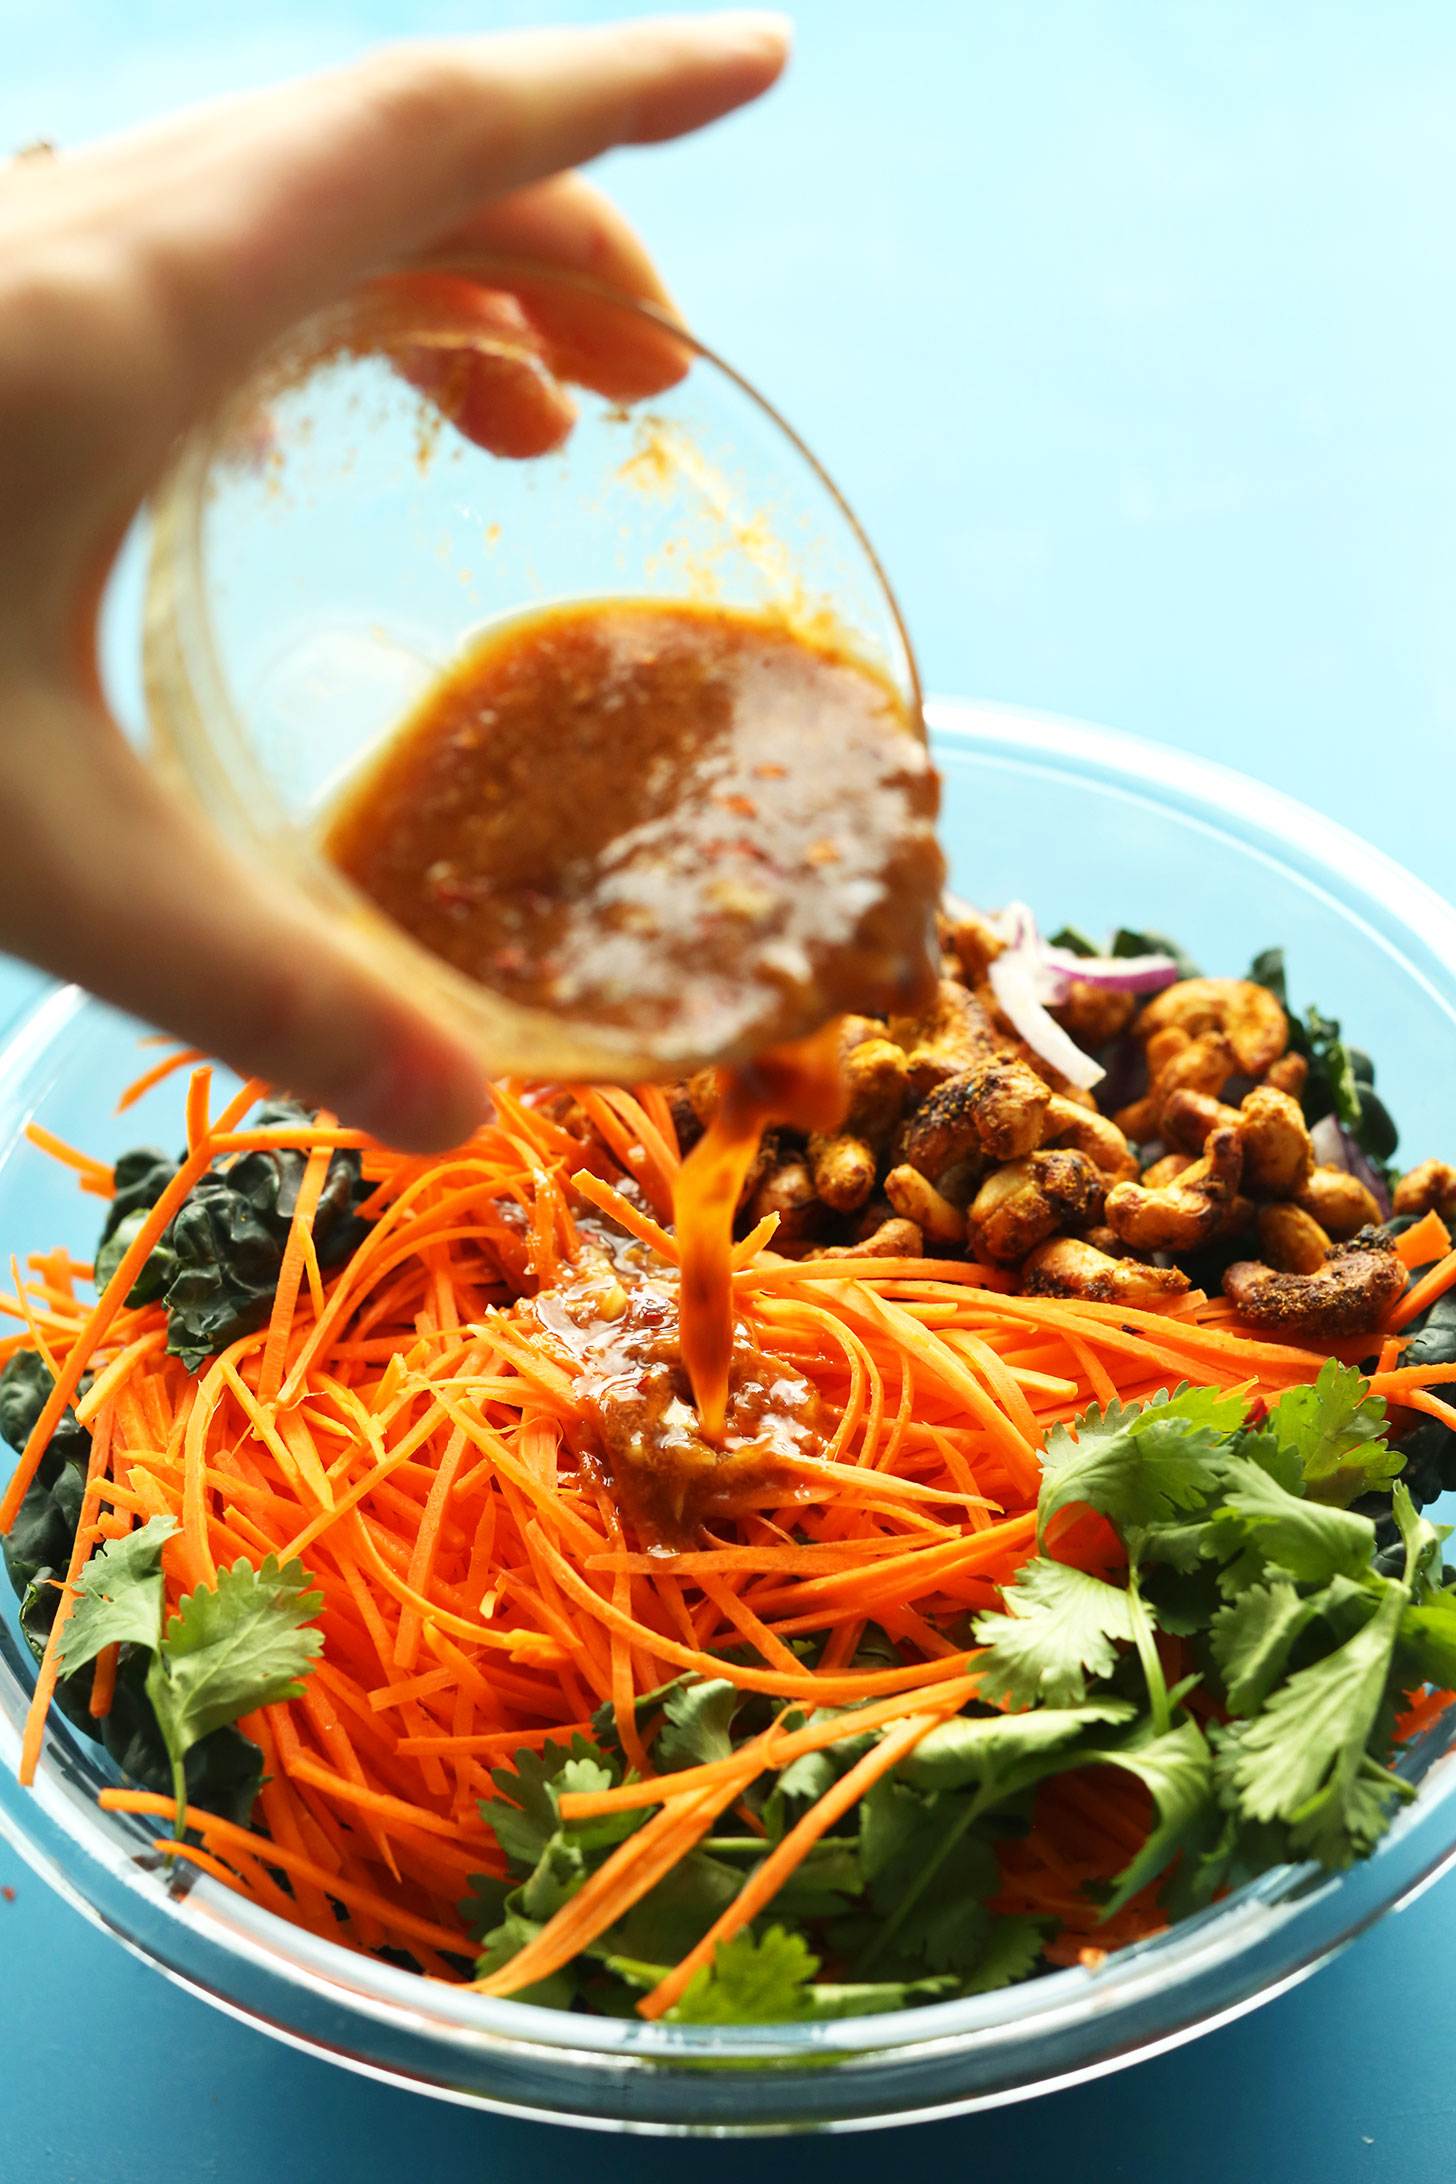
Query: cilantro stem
xmin=1125 ymin=1558 xmax=1170 ymax=1738
xmin=170 ymin=1751 xmax=189 ymax=1843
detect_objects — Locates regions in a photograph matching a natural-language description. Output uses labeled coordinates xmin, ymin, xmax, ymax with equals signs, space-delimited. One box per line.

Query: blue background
xmin=4 ymin=0 xmax=1456 ymax=2175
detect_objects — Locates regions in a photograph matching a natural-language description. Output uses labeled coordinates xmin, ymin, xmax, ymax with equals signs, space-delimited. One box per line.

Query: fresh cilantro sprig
xmin=468 ymin=1368 xmax=1452 ymax=2024
xmin=59 ymin=1515 xmax=322 ymax=1835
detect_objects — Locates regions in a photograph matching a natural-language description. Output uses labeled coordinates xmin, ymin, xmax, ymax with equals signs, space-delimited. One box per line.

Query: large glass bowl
xmin=2 ymin=699 xmax=1456 ymax=2133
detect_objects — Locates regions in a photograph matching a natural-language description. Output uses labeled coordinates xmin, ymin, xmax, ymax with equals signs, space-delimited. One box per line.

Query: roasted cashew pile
xmin=594 ymin=928 xmax=1435 ymax=1341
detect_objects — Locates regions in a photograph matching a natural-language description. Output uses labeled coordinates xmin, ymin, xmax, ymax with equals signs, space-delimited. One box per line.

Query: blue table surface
xmin=5 ymin=1 xmax=1456 ymax=2174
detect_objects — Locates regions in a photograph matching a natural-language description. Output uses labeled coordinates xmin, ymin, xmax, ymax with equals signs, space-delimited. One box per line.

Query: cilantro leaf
xmin=1266 ymin=1361 xmax=1400 ymax=1507
xmin=666 ymin=1925 xmax=820 ymax=2025
xmin=897 ymin=1699 xmax=1136 ymax=1799
xmin=856 ymin=1774 xmax=1000 ymax=1974
xmin=1392 ymin=1481 xmax=1450 ymax=1601
xmin=1210 ymin=1578 xmax=1325 ymax=1716
xmin=656 ymin=1678 xmax=742 ymax=1773
xmin=1039 ymin=1391 xmax=1238 ymax=1544
xmin=959 ymin=1913 xmax=1052 ymax=1994
xmin=475 ymin=1906 xmax=578 ymax=2010
xmin=146 ymin=1554 xmax=322 ymax=1832
xmin=58 ymin=1515 xmax=176 ymax=1672
xmin=609 ymin=1850 xmax=744 ymax=1966
xmin=1215 ymin=1582 xmax=1411 ymax=1868
xmin=972 ymin=1559 xmax=1137 ymax=1708
xmin=1074 ymin=1716 xmax=1215 ymax=1916
xmin=482 ymin=1736 xmax=621 ymax=1871
xmin=1395 ymin=1587 xmax=1456 ymax=1690
xmin=459 ymin=1872 xmax=510 ymax=1944
xmin=1208 ymin=1456 xmax=1376 ymax=1586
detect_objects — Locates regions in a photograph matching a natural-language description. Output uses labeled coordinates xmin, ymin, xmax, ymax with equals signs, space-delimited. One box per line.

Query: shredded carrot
xmin=1396 ymin=1210 xmax=1453 ymax=1270
xmin=1 ymin=1059 xmax=1406 ymax=2009
xmin=1388 ymin=1247 xmax=1456 ymax=1331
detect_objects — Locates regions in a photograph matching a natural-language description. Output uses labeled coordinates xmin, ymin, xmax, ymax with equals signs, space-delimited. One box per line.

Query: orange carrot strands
xmin=1388 ymin=1248 xmax=1456 ymax=1332
xmin=257 ymin=1119 xmax=337 ymax=1404
xmin=1396 ymin=1210 xmax=1453 ymax=1271
xmin=23 ymin=1124 xmax=116 ymax=1192
xmin=117 ymin=1045 xmax=209 ymax=1112
xmin=568 ymin=1168 xmax=678 ymax=1261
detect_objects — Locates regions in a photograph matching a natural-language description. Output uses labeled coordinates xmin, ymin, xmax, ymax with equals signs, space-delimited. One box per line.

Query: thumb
xmin=1 ymin=690 xmax=493 ymax=1150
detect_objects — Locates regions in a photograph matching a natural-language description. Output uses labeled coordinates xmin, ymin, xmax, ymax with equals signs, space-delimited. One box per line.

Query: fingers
xmin=63 ymin=14 xmax=789 ymax=402
xmin=432 ymin=170 xmax=693 ymax=400
xmin=383 ymin=172 xmax=693 ymax=460
xmin=0 ymin=689 xmax=493 ymax=1150
xmin=385 ymin=276 xmax=578 ymax=460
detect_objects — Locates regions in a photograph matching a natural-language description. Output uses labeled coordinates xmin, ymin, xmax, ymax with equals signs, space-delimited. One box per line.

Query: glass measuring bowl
xmin=142 ymin=258 xmax=923 ymax=1084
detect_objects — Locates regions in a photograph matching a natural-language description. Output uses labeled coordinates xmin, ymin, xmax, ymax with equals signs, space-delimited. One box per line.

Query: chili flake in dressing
xmin=323 ymin=598 xmax=943 ymax=1066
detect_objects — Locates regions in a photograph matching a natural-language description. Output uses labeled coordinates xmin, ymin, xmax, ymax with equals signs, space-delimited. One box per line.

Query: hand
xmin=0 ymin=13 xmax=789 ymax=1148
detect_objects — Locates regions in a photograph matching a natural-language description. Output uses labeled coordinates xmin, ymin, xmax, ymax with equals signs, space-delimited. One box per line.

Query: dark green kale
xmin=100 ymin=1099 xmax=376 ymax=1371
xmin=0 ymin=1352 xmax=93 ymax=1598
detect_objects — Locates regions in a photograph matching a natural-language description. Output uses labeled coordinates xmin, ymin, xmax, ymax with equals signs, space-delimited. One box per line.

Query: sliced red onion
xmin=989 ymin=949 xmax=1106 ymax=1091
xmin=1043 ymin=947 xmax=1182 ymax=995
xmin=1310 ymin=1113 xmax=1392 ymax=1221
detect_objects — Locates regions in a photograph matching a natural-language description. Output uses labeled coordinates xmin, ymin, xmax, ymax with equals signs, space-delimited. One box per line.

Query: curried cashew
xmin=1039 ymin=1094 xmax=1138 ymax=1181
xmin=941 ymin=907 xmax=1004 ymax=987
xmin=807 ymin=1134 xmax=878 ymax=1212
xmin=884 ymin=1163 xmax=967 ymax=1245
xmin=1077 ymin=1223 xmax=1149 ymax=1260
xmin=1223 ymin=1226 xmax=1406 ymax=1337
xmin=746 ymin=1155 xmax=824 ymax=1248
xmin=1115 ymin=1032 xmax=1238 ymax=1145
xmin=1162 ymin=1088 xmax=1241 ymax=1154
xmin=1235 ymin=1085 xmax=1315 ymax=1198
xmin=967 ymin=1148 xmax=1103 ymax=1265
xmin=890 ymin=979 xmax=1000 ymax=1093
xmin=1141 ymin=1151 xmax=1195 ymax=1190
xmin=808 ymin=1216 xmax=922 ymax=1261
xmin=1265 ymin=1052 xmax=1309 ymax=1100
xmin=1135 ymin=977 xmax=1289 ymax=1078
xmin=1297 ymin=1164 xmax=1383 ymax=1240
xmin=1104 ymin=1125 xmax=1244 ymax=1251
xmin=897 ymin=1058 xmax=1049 ymax=1176
xmin=1051 ymin=982 xmax=1138 ymax=1052
xmin=807 ymin=1035 xmax=910 ymax=1211
xmin=965 ymin=1058 xmax=1054 ymax=1160
xmin=1161 ymin=1083 xmax=1312 ymax=1198
xmin=1023 ymin=1235 xmax=1191 ymax=1305
xmin=1394 ymin=1158 xmax=1456 ymax=1223
xmin=1257 ymin=1202 xmax=1331 ymax=1275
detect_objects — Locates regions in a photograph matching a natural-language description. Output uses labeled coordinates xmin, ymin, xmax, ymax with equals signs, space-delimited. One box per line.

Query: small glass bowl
xmin=142 ymin=257 xmax=922 ymax=1084
xmin=2 ymin=701 xmax=1456 ymax=2132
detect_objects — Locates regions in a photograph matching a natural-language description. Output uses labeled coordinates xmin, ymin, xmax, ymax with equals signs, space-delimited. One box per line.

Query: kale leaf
xmin=101 ymin=1101 xmax=376 ymax=1372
